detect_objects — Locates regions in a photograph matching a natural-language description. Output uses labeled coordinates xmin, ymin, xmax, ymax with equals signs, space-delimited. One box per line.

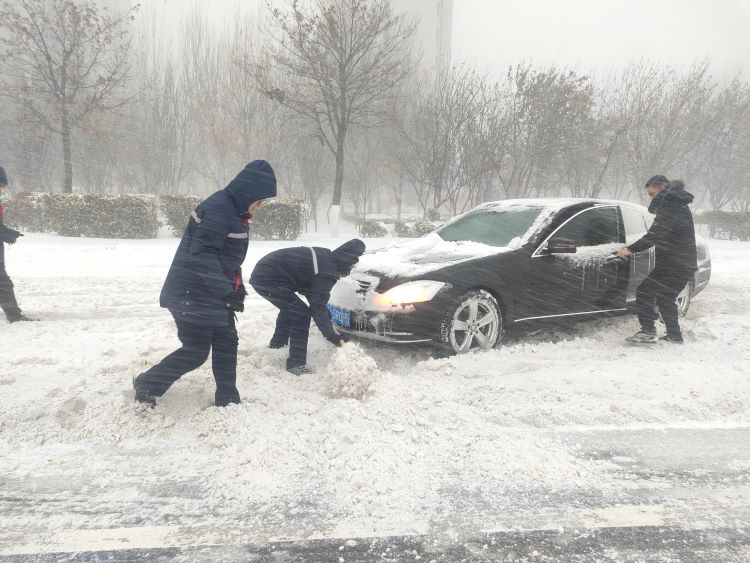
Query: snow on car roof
xmin=478 ymin=197 xmax=613 ymax=210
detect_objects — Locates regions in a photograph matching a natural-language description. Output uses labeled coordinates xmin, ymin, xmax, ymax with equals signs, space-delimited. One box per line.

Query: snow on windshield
xmin=356 ymin=203 xmax=558 ymax=280
xmin=357 ymin=232 xmax=517 ymax=280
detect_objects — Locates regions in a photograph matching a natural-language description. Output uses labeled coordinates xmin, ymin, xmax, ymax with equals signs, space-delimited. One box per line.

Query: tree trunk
xmin=329 ymin=137 xmax=345 ymax=236
xmin=396 ymin=175 xmax=403 ymax=222
xmin=61 ymin=110 xmax=73 ymax=193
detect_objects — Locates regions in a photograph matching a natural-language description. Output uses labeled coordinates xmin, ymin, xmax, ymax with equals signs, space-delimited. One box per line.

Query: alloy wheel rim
xmin=449 ymin=298 xmax=500 ymax=353
xmin=676 ymin=286 xmax=690 ymax=315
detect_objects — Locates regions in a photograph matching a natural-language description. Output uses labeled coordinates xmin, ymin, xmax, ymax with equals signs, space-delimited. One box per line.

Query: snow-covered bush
xmin=4 ymin=192 xmax=160 ymax=238
xmin=413 ymin=220 xmax=438 ymax=236
xmin=4 ymin=191 xmax=55 ymax=233
xmin=159 ymin=195 xmax=203 ymax=237
xmin=52 ymin=194 xmax=88 ymax=236
xmin=251 ymin=198 xmax=304 ymax=240
xmin=393 ymin=221 xmax=413 ymax=237
xmin=426 ymin=208 xmax=441 ymax=222
xmin=81 ymin=194 xmax=160 ymax=238
xmin=696 ymin=211 xmax=750 ymax=241
xmin=359 ymin=219 xmax=387 ymax=238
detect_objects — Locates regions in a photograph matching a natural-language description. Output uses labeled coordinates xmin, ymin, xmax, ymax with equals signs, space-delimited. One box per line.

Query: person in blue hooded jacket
xmin=250 ymin=239 xmax=366 ymax=375
xmin=133 ymin=160 xmax=277 ymax=407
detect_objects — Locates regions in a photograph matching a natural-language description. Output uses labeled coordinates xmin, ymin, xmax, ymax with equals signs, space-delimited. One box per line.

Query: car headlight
xmin=373 ymin=280 xmax=446 ymax=306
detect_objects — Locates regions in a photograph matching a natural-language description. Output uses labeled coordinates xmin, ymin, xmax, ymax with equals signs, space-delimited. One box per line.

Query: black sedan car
xmin=328 ymin=199 xmax=711 ymax=355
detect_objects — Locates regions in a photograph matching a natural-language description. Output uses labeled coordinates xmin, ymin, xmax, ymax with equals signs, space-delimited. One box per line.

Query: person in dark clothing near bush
xmin=0 ymin=166 xmax=33 ymax=323
xmin=250 ymin=239 xmax=366 ymax=375
xmin=616 ymin=175 xmax=698 ymax=344
xmin=133 ymin=160 xmax=277 ymax=407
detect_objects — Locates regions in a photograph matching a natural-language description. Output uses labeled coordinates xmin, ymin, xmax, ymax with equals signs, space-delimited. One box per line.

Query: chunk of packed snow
xmin=324 ymin=343 xmax=380 ymax=400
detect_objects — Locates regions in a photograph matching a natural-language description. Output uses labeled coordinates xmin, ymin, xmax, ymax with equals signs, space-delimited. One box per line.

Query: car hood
xmin=357 ymin=232 xmax=518 ymax=279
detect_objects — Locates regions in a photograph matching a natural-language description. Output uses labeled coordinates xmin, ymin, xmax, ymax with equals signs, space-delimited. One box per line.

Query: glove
xmin=327 ymin=331 xmax=349 ymax=346
xmin=223 ymin=290 xmax=245 ymax=312
xmin=0 ymin=228 xmax=21 ymax=244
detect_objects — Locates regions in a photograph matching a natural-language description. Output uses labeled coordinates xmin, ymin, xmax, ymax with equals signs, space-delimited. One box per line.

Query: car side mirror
xmin=548 ymin=238 xmax=577 ymax=254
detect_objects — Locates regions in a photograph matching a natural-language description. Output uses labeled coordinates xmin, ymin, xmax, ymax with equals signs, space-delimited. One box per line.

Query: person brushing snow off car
xmin=616 ymin=175 xmax=697 ymax=344
xmin=133 ymin=160 xmax=277 ymax=407
xmin=250 ymin=239 xmax=366 ymax=375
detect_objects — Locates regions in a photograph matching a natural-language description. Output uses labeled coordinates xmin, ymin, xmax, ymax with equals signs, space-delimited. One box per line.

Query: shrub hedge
xmin=250 ymin=198 xmax=305 ymax=241
xmin=359 ymin=219 xmax=388 ymax=238
xmin=159 ymin=195 xmax=203 ymax=237
xmin=695 ymin=210 xmax=750 ymax=241
xmin=392 ymin=220 xmax=439 ymax=238
xmin=5 ymin=192 xmax=304 ymax=241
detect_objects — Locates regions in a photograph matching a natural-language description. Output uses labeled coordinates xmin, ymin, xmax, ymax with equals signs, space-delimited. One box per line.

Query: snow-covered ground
xmin=0 ymin=232 xmax=748 ymax=550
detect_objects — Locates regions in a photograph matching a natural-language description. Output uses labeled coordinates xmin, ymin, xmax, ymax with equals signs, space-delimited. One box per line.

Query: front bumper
xmin=337 ymin=309 xmax=434 ymax=344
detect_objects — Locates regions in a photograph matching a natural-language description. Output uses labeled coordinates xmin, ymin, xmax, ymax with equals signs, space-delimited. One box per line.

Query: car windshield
xmin=436 ymin=206 xmax=543 ymax=247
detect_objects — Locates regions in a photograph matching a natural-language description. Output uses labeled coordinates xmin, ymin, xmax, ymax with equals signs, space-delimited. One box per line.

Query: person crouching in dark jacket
xmin=250 ymin=239 xmax=366 ymax=376
xmin=133 ymin=160 xmax=277 ymax=407
xmin=616 ymin=175 xmax=697 ymax=344
xmin=0 ymin=166 xmax=33 ymax=323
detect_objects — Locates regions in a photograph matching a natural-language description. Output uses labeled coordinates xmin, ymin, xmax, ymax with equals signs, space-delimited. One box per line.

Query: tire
xmin=676 ymin=280 xmax=693 ymax=317
xmin=437 ymin=289 xmax=503 ymax=356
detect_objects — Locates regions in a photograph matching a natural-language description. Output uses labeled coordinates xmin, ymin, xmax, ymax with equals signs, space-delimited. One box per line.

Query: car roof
xmin=478 ymin=197 xmax=646 ymax=212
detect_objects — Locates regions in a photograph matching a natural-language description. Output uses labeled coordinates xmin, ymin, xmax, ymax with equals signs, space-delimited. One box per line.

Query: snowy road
xmin=0 ymin=233 xmax=749 ymax=561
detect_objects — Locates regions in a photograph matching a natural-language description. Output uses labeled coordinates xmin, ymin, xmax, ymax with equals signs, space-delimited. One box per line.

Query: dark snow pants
xmin=135 ymin=312 xmax=240 ymax=406
xmin=0 ymin=268 xmax=22 ymax=322
xmin=250 ymin=283 xmax=311 ymax=369
xmin=636 ymin=268 xmax=693 ymax=337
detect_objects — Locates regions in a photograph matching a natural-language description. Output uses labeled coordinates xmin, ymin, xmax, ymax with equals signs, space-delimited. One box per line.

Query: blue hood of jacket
xmin=225 ymin=160 xmax=277 ymax=213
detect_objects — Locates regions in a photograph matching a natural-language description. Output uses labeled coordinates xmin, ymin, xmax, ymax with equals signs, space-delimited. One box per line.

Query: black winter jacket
xmin=250 ymin=239 xmax=366 ymax=344
xmin=627 ymin=185 xmax=697 ymax=274
xmin=0 ymin=201 xmax=23 ymax=270
xmin=160 ymin=160 xmax=277 ymax=326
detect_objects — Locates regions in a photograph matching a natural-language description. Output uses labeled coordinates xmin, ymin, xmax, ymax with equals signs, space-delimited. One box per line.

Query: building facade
xmin=390 ymin=0 xmax=453 ymax=72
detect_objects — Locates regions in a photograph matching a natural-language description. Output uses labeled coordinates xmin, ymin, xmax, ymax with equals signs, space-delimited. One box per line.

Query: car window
xmin=552 ymin=206 xmax=619 ymax=247
xmin=437 ymin=207 xmax=542 ymax=247
xmin=621 ymin=206 xmax=648 ymax=243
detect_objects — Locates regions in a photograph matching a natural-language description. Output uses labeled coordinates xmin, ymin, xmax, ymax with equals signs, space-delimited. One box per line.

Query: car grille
xmin=356 ymin=279 xmax=372 ymax=295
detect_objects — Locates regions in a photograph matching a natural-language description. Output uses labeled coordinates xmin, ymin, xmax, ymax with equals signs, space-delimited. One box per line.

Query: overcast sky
xmin=452 ymin=0 xmax=750 ymax=75
xmin=142 ymin=0 xmax=750 ymax=75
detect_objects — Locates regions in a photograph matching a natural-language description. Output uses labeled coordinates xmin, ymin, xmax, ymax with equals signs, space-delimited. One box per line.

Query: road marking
xmin=0 ymin=505 xmax=668 ymax=557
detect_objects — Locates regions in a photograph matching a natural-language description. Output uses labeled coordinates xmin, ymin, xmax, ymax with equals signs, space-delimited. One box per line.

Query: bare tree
xmin=248 ymin=0 xmax=416 ymax=235
xmin=693 ymin=78 xmax=750 ymax=211
xmin=345 ymin=126 xmax=388 ymax=227
xmin=392 ymin=67 xmax=489 ymax=218
xmin=616 ymin=60 xmax=716 ymax=201
xmin=0 ymin=0 xmax=137 ymax=193
xmin=498 ymin=65 xmax=596 ymax=199
xmin=288 ymin=132 xmax=332 ymax=232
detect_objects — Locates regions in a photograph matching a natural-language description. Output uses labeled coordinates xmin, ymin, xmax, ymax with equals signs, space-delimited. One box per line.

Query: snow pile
xmin=324 ymin=342 xmax=380 ymax=400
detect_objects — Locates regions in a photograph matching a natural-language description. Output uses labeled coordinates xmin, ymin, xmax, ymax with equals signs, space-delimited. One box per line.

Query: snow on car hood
xmin=357 ymin=232 xmax=519 ymax=279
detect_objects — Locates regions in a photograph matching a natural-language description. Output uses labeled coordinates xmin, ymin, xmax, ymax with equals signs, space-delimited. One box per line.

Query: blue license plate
xmin=327 ymin=304 xmax=351 ymax=328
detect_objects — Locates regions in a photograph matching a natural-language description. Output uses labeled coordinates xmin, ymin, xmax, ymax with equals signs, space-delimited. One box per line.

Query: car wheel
xmin=437 ymin=289 xmax=503 ymax=355
xmin=676 ymin=281 xmax=693 ymax=317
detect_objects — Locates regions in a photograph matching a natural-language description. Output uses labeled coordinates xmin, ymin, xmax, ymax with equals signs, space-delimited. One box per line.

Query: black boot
xmin=133 ymin=377 xmax=157 ymax=408
xmin=7 ymin=314 xmax=36 ymax=323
